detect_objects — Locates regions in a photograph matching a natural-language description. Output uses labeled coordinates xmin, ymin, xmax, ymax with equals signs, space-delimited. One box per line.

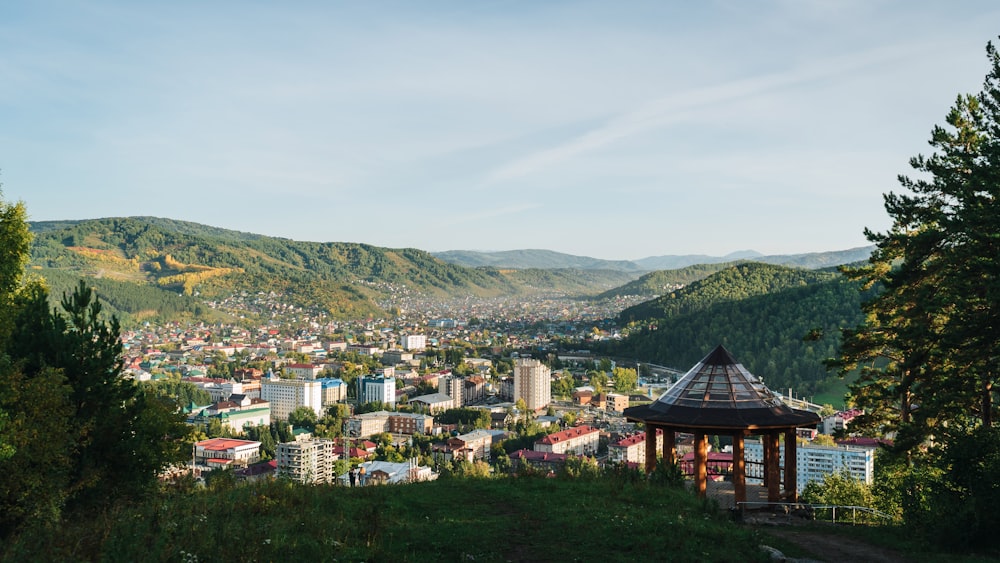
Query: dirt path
xmin=759 ymin=527 xmax=908 ymax=563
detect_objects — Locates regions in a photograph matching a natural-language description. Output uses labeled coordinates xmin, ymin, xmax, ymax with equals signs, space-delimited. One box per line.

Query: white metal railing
xmin=736 ymin=501 xmax=895 ymax=525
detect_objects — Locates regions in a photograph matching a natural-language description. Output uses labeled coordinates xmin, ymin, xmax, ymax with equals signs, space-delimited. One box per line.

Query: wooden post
xmin=663 ymin=428 xmax=676 ymax=467
xmin=784 ymin=428 xmax=797 ymax=502
xmin=694 ymin=431 xmax=707 ymax=497
xmin=644 ymin=425 xmax=657 ymax=474
xmin=766 ymin=433 xmax=780 ymax=503
xmin=761 ymin=433 xmax=770 ymax=487
xmin=732 ymin=431 xmax=746 ymax=504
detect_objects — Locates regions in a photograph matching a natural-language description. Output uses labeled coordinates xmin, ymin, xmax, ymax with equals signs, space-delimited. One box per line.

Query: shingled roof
xmin=624 ymin=345 xmax=819 ymax=430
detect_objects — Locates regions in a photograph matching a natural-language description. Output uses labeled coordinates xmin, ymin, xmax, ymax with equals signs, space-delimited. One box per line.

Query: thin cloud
xmin=483 ymin=42 xmax=924 ymax=185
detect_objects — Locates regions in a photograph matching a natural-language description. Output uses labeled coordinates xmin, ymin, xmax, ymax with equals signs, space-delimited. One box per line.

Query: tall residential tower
xmin=513 ymin=358 xmax=551 ymax=412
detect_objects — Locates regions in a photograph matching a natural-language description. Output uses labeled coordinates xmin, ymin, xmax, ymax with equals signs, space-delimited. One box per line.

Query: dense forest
xmin=607 ymin=263 xmax=869 ymax=400
xmin=34 ymin=267 xmax=232 ymax=325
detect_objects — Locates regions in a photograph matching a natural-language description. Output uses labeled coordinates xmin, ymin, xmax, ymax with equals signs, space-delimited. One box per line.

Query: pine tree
xmin=835 ymin=40 xmax=1000 ymax=450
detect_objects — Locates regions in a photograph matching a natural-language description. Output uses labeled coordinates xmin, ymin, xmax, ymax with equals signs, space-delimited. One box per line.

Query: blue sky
xmin=3 ymin=1 xmax=998 ymax=260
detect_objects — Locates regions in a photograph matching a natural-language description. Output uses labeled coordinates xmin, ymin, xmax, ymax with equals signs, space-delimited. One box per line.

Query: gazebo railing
xmin=736 ymin=501 xmax=896 ymax=525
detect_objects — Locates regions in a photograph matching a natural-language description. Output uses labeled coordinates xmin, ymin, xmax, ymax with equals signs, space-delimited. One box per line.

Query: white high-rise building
xmin=358 ymin=375 xmax=396 ymax=407
xmin=261 ymin=377 xmax=323 ymax=422
xmin=744 ymin=441 xmax=875 ymax=493
xmin=513 ymin=358 xmax=551 ymax=412
xmin=276 ymin=439 xmax=336 ymax=484
xmin=400 ymin=334 xmax=427 ymax=351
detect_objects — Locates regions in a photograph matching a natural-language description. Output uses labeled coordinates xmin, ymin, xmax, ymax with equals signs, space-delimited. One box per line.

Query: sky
xmin=3 ymin=1 xmax=999 ymax=260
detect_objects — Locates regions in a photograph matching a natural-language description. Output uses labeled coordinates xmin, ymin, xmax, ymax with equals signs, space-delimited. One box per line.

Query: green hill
xmin=1 ymin=475 xmax=770 ymax=562
xmin=592 ymin=262 xmax=744 ymax=300
xmin=27 ymin=217 xmax=640 ymax=322
xmin=609 ymin=263 xmax=867 ymax=403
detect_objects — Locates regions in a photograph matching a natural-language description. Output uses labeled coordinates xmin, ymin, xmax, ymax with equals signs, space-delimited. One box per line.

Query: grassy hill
xmin=27 ymin=217 xmax=642 ymax=322
xmin=592 ymin=262 xmax=744 ymax=300
xmin=2 ymin=475 xmax=771 ymax=562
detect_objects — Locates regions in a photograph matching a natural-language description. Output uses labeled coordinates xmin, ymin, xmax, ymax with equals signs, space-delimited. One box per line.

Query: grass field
xmin=4 ymin=475 xmax=772 ymax=562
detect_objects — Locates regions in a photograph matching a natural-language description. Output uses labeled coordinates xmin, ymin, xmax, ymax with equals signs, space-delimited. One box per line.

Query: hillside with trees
xmin=29 ymin=217 xmax=644 ymax=321
xmin=607 ymin=263 xmax=868 ymax=399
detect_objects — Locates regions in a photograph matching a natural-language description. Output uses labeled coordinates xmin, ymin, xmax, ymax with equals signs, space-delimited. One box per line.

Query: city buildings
xmin=513 ymin=358 xmax=551 ymax=412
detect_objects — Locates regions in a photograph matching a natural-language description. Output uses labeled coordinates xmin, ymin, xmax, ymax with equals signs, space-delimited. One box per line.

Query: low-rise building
xmin=194 ymin=438 xmax=261 ymax=470
xmin=534 ymin=425 xmax=600 ymax=455
xmin=285 ymin=363 xmax=324 ymax=380
xmin=608 ymin=430 xmax=663 ymax=465
xmin=605 ymin=393 xmax=629 ymax=413
xmin=408 ymin=392 xmax=454 ymax=414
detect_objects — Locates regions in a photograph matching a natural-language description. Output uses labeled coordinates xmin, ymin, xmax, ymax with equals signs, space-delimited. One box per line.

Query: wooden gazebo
xmin=624 ymin=345 xmax=819 ymax=504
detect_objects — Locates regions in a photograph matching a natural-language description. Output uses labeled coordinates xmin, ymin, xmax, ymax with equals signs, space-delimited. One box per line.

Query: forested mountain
xmin=608 ymin=263 xmax=870 ymax=400
xmin=28 ymin=217 xmax=518 ymax=320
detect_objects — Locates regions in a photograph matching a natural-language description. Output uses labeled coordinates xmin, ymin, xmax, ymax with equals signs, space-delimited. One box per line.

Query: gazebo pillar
xmin=766 ymin=432 xmax=780 ymax=503
xmin=784 ymin=428 xmax=797 ymax=502
xmin=732 ymin=431 xmax=746 ymax=504
xmin=644 ymin=425 xmax=657 ymax=474
xmin=694 ymin=431 xmax=707 ymax=497
xmin=662 ymin=428 xmax=676 ymax=467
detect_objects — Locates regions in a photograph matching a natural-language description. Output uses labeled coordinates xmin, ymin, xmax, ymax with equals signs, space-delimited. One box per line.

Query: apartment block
xmin=261 ymin=377 xmax=323 ymax=422
xmin=276 ymin=439 xmax=337 ymax=484
xmin=744 ymin=440 xmax=875 ymax=492
xmin=513 ymin=358 xmax=551 ymax=412
xmin=534 ymin=425 xmax=600 ymax=455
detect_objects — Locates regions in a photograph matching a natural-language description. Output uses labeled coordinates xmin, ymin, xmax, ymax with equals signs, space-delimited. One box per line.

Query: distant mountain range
xmin=433 ymin=246 xmax=873 ymax=272
xmin=25 ymin=216 xmax=873 ymax=324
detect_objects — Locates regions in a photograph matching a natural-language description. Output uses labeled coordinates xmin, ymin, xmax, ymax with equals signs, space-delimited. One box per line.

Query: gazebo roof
xmin=624 ymin=345 xmax=819 ymax=430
